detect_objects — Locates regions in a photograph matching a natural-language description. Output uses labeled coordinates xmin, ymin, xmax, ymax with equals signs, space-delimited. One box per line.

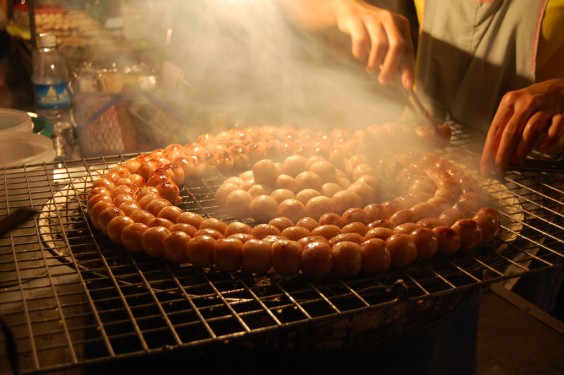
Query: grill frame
xmin=0 ymin=123 xmax=562 ymax=374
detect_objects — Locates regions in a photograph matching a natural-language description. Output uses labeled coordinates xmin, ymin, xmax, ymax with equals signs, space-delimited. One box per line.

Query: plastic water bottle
xmin=31 ymin=33 xmax=79 ymax=160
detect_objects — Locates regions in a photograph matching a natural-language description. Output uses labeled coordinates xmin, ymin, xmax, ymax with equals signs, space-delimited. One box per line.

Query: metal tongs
xmin=405 ymin=87 xmax=436 ymax=127
xmin=394 ymin=77 xmax=438 ymax=130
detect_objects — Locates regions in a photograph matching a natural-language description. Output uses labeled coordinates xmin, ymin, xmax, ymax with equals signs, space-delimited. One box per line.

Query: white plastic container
xmin=0 ymin=132 xmax=56 ymax=168
xmin=0 ymin=108 xmax=34 ymax=133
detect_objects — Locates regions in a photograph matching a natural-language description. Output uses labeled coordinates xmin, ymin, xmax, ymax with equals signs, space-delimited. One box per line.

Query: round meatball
xmin=360 ymin=238 xmax=391 ymax=273
xmin=272 ymin=239 xmax=303 ymax=276
xmin=386 ymin=234 xmax=417 ymax=267
xmin=186 ymin=235 xmax=216 ymax=268
xmin=331 ymin=241 xmax=362 ymax=277
xmin=241 ymin=239 xmax=273 ymax=274
xmin=225 ymin=189 xmax=253 ymax=219
xmin=278 ymin=199 xmax=306 ymax=224
xmin=249 ymin=195 xmax=279 ymax=223
xmin=452 ymin=219 xmax=483 ymax=251
xmin=141 ymin=226 xmax=170 ymax=257
xmin=253 ymin=159 xmax=279 ymax=186
xmin=214 ymin=237 xmax=244 ymax=272
xmin=163 ymin=231 xmax=191 ymax=263
xmin=433 ymin=226 xmax=461 ymax=256
xmin=410 ymin=227 xmax=438 ymax=259
xmin=305 ymin=195 xmax=334 ymax=219
xmin=473 ymin=207 xmax=501 ymax=243
xmin=300 ymin=241 xmax=333 ymax=280
xmin=121 ymin=223 xmax=148 ymax=252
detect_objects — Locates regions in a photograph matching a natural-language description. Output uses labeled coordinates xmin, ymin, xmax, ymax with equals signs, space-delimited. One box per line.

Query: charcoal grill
xmin=0 ymin=123 xmax=562 ymax=374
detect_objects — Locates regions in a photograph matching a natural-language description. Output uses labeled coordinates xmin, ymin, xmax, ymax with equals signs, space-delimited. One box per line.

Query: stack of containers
xmin=0 ymin=108 xmax=56 ymax=168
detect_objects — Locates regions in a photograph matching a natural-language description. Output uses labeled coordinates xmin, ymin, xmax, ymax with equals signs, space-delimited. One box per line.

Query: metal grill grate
xmin=0 ymin=124 xmax=562 ymax=374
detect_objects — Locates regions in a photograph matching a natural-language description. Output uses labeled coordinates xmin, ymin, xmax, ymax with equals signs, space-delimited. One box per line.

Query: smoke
xmin=128 ymin=0 xmax=407 ymax=138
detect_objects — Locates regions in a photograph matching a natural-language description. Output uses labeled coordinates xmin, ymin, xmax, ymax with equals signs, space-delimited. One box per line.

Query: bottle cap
xmin=38 ymin=33 xmax=57 ymax=48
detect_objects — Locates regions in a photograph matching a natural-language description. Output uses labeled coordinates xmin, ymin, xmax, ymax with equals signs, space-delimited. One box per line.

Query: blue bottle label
xmin=34 ymin=82 xmax=71 ymax=110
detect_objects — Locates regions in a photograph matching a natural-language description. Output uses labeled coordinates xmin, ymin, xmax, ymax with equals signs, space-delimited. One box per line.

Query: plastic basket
xmin=73 ymin=91 xmax=180 ymax=157
xmin=74 ymin=93 xmax=129 ymax=157
xmin=127 ymin=94 xmax=185 ymax=149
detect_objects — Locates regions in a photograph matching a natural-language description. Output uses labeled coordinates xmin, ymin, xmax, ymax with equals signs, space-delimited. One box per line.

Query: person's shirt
xmin=537 ymin=0 xmax=564 ymax=81
xmin=413 ymin=0 xmax=564 ymax=83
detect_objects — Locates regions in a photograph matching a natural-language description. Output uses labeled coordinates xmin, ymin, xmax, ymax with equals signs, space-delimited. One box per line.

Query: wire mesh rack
xmin=0 ymin=123 xmax=562 ymax=374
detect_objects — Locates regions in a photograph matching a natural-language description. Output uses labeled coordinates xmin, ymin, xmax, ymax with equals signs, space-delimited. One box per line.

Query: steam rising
xmin=132 ymin=0 xmax=407 ymax=138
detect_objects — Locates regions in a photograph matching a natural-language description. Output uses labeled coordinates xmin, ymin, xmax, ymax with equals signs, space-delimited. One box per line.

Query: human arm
xmin=279 ymin=0 xmax=415 ymax=88
xmin=480 ymin=79 xmax=564 ymax=176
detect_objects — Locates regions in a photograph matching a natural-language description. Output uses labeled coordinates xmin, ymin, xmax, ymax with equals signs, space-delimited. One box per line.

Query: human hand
xmin=480 ymin=79 xmax=564 ymax=176
xmin=279 ymin=0 xmax=415 ymax=88
xmin=333 ymin=0 xmax=415 ymax=88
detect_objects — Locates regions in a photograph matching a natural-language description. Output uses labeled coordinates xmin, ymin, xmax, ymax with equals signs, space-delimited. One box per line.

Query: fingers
xmin=378 ymin=18 xmax=414 ymax=87
xmin=377 ymin=28 xmax=407 ymax=85
xmin=336 ymin=6 xmax=414 ymax=89
xmin=493 ymin=108 xmax=534 ymax=174
xmin=479 ymin=80 xmax=564 ymax=177
xmin=482 ymin=88 xmax=543 ymax=176
xmin=339 ymin=15 xmax=389 ymax=76
xmin=364 ymin=22 xmax=387 ymax=74
xmin=512 ymin=112 xmax=551 ymax=164
xmin=480 ymin=104 xmax=514 ymax=176
xmin=400 ymin=67 xmax=415 ymax=90
xmin=339 ymin=17 xmax=370 ymax=63
xmin=400 ymin=20 xmax=415 ymax=89
xmin=493 ymin=131 xmax=520 ymax=175
xmin=540 ymin=114 xmax=564 ymax=153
